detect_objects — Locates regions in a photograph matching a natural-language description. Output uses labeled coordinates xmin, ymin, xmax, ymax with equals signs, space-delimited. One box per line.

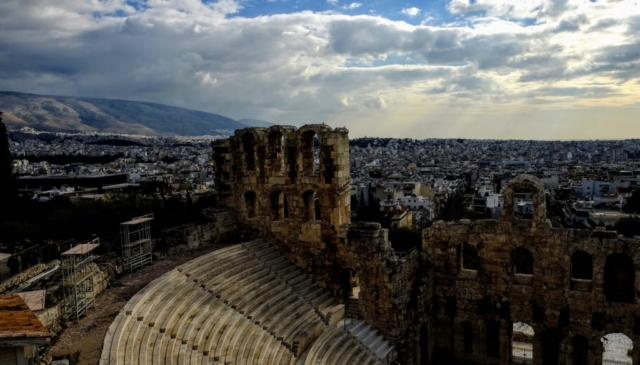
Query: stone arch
xmin=270 ymin=190 xmax=287 ymax=220
xmin=267 ymin=130 xmax=285 ymax=174
xmin=604 ymin=253 xmax=635 ymax=303
xmin=237 ymin=129 xmax=261 ymax=172
xmin=298 ymin=124 xmax=333 ymax=177
xmin=601 ymin=333 xmax=633 ymax=364
xmin=244 ymin=191 xmax=257 ymax=219
xmin=501 ymin=174 xmax=547 ymax=223
xmin=340 ymin=267 xmax=359 ymax=301
xmin=512 ymin=322 xmax=534 ymax=364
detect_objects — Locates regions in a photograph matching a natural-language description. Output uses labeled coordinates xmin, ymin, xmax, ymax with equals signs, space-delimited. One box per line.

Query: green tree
xmin=614 ymin=218 xmax=640 ymax=238
xmin=438 ymin=188 xmax=467 ymax=221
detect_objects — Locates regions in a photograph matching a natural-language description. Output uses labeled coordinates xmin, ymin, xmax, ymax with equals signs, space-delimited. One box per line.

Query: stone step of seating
xmin=102 ymin=239 xmax=389 ymax=365
xmin=302 ymin=324 xmax=383 ymax=365
xmin=101 ymin=269 xmax=184 ymax=365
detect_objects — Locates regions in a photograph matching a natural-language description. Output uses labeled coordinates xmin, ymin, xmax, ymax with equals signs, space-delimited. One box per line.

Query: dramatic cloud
xmin=0 ymin=0 xmax=640 ymax=139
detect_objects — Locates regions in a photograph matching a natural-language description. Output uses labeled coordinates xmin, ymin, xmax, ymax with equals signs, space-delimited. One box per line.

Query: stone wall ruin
xmin=213 ymin=126 xmax=640 ymax=365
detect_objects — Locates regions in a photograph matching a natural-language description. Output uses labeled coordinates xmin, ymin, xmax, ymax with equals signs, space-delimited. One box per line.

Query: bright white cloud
xmin=0 ymin=0 xmax=639 ymax=139
xmin=345 ymin=3 xmax=361 ymax=10
xmin=401 ymin=7 xmax=421 ymax=17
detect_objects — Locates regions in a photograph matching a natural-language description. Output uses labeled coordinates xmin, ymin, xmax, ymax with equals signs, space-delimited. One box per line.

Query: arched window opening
xmin=513 ymin=247 xmax=534 ymax=275
xmin=303 ymin=190 xmax=317 ymax=221
xmin=486 ymin=323 xmax=500 ymax=358
xmin=302 ymin=130 xmax=320 ymax=176
xmin=512 ymin=322 xmax=534 ymax=364
xmin=601 ymin=333 xmax=633 ymax=365
xmin=341 ymin=268 xmax=359 ymax=301
xmin=462 ymin=242 xmax=480 ymax=271
xmin=270 ymin=191 xmax=284 ymax=220
xmin=462 ymin=321 xmax=473 ymax=355
xmin=604 ymin=253 xmax=635 ymax=303
xmin=571 ymin=250 xmax=593 ymax=291
xmin=513 ymin=186 xmax=535 ymax=219
xmin=242 ymin=133 xmax=256 ymax=171
xmin=268 ymin=131 xmax=285 ymax=174
xmin=572 ymin=336 xmax=588 ymax=365
xmin=283 ymin=194 xmax=289 ymax=219
xmin=244 ymin=191 xmax=257 ymax=219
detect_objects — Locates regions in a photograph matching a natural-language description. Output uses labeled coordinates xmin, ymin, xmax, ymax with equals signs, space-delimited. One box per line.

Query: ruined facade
xmin=213 ymin=126 xmax=640 ymax=365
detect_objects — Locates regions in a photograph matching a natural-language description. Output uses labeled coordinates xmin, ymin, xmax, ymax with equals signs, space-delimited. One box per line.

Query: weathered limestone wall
xmin=213 ymin=124 xmax=351 ymax=294
xmin=339 ymin=222 xmax=431 ymax=365
xmin=215 ymin=129 xmax=640 ymax=365
xmin=422 ymin=176 xmax=640 ymax=365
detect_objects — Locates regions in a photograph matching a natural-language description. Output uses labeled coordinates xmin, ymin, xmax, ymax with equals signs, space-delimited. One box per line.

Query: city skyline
xmin=1 ymin=0 xmax=639 ymax=139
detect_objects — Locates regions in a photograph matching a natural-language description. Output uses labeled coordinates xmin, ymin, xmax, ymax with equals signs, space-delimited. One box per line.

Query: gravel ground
xmin=47 ymin=243 xmax=232 ymax=365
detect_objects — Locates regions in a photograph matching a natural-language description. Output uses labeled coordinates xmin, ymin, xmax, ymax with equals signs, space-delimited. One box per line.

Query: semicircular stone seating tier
xmin=100 ymin=239 xmax=388 ymax=365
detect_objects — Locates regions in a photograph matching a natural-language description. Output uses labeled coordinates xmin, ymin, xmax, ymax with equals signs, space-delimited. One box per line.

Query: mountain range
xmin=0 ymin=91 xmax=272 ymax=136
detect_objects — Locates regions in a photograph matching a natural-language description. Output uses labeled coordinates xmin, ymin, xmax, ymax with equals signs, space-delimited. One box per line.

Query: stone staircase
xmin=347 ymin=320 xmax=395 ymax=362
xmin=345 ymin=296 xmax=360 ymax=319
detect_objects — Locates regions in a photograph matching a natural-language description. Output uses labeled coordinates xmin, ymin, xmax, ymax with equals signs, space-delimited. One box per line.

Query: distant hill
xmin=238 ymin=118 xmax=274 ymax=128
xmin=0 ymin=91 xmax=248 ymax=136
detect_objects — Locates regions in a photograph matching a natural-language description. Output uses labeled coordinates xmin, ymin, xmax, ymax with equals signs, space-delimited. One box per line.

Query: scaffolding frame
xmin=120 ymin=213 xmax=154 ymax=272
xmin=61 ymin=238 xmax=100 ymax=321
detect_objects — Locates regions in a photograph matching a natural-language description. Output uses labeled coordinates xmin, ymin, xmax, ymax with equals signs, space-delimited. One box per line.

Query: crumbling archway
xmin=501 ymin=174 xmax=547 ymax=223
xmin=244 ymin=191 xmax=257 ymax=219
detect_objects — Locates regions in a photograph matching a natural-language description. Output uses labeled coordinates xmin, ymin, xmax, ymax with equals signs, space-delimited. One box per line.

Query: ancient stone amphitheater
xmin=100 ymin=240 xmax=394 ymax=365
xmin=101 ymin=125 xmax=640 ymax=365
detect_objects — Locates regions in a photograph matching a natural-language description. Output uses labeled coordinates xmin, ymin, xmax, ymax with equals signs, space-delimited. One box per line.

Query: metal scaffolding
xmin=120 ymin=214 xmax=154 ymax=272
xmin=61 ymin=238 xmax=100 ymax=321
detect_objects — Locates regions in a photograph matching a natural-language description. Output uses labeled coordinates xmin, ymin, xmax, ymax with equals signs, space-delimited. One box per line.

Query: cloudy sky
xmin=1 ymin=0 xmax=640 ymax=139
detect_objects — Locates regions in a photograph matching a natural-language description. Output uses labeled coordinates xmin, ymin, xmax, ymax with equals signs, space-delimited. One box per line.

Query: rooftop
xmin=0 ymin=294 xmax=51 ymax=339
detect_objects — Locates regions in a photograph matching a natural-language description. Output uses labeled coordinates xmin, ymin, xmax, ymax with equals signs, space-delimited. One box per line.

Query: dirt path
xmin=48 ymin=243 xmax=232 ymax=365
